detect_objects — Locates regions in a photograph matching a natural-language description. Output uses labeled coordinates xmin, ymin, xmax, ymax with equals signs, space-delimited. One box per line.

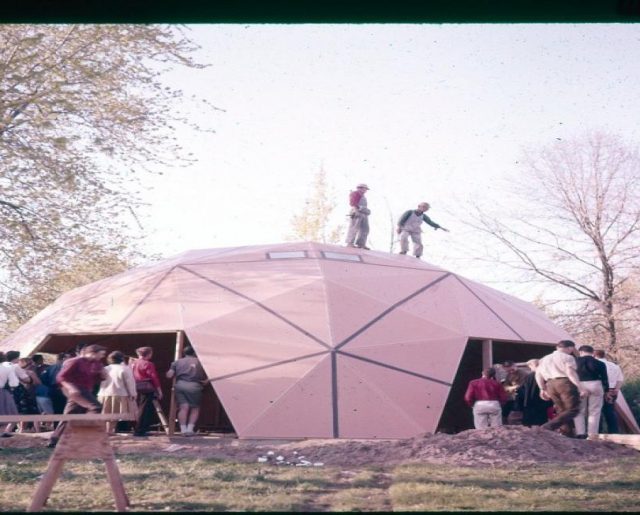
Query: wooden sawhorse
xmin=0 ymin=413 xmax=134 ymax=512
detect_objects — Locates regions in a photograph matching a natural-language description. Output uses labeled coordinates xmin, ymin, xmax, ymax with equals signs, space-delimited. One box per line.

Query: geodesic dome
xmin=1 ymin=242 xmax=574 ymax=438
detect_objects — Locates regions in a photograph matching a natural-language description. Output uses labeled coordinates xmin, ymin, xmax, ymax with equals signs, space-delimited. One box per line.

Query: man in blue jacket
xmin=397 ymin=202 xmax=449 ymax=258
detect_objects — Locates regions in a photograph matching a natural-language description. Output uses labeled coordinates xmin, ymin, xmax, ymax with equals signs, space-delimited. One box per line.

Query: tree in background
xmin=0 ymin=242 xmax=146 ymax=338
xmin=287 ymin=166 xmax=343 ymax=243
xmin=0 ymin=25 xmax=215 ymax=332
xmin=463 ymin=132 xmax=640 ymax=373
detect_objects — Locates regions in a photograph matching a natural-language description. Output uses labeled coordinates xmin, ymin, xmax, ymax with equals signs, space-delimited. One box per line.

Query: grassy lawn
xmin=1 ymin=448 xmax=639 ymax=511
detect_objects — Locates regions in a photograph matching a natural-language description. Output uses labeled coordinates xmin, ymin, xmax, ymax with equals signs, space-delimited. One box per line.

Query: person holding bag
xmin=131 ymin=346 xmax=162 ymax=437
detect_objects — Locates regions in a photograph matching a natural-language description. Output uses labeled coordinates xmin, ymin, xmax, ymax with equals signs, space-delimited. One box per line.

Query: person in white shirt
xmin=98 ymin=350 xmax=137 ymax=434
xmin=536 ymin=340 xmax=586 ymax=437
xmin=1 ymin=350 xmax=33 ymax=436
xmin=594 ymin=349 xmax=624 ymax=434
xmin=0 ymin=352 xmax=20 ymax=436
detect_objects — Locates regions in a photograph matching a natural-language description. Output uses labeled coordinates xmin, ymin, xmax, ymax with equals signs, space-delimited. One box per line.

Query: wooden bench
xmin=0 ymin=413 xmax=135 ymax=512
xmin=589 ymin=433 xmax=640 ymax=452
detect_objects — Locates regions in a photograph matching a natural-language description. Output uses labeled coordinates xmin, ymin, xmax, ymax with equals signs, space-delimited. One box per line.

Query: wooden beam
xmin=482 ymin=339 xmax=493 ymax=370
xmin=589 ymin=434 xmax=640 ymax=451
xmin=0 ymin=413 xmax=135 ymax=423
xmin=168 ymin=330 xmax=184 ymax=435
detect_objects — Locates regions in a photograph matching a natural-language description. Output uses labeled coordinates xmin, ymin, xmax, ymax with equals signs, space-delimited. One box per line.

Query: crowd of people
xmin=464 ymin=339 xmax=625 ymax=437
xmin=1 ymin=337 xmax=629 ymax=443
xmin=0 ymin=343 xmax=208 ymax=446
xmin=345 ymin=183 xmax=449 ymax=256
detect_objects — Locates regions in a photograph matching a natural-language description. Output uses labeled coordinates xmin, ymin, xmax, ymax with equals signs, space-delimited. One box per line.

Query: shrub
xmin=621 ymin=378 xmax=640 ymax=426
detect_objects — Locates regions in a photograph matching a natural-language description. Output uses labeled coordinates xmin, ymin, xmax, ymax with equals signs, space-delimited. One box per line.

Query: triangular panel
xmin=116 ymin=269 xmax=181 ymax=331
xmin=339 ymin=353 xmax=452 ymax=436
xmin=342 ymin=297 xmax=465 ymax=352
xmin=336 ymin=356 xmax=426 ymax=438
xmin=185 ymin=301 xmax=328 ymax=379
xmin=241 ymin=354 xmax=334 ymax=438
xmin=343 ymin=335 xmax=466 ymax=385
xmin=459 ymin=278 xmax=570 ymax=343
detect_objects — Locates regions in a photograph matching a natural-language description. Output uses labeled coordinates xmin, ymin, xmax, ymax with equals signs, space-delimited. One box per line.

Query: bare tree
xmin=463 ymin=132 xmax=640 ymax=360
xmin=287 ymin=166 xmax=343 ymax=243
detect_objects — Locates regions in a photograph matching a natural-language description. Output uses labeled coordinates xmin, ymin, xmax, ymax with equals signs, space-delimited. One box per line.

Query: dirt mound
xmin=2 ymin=426 xmax=638 ymax=468
xmin=276 ymin=426 xmax=638 ymax=467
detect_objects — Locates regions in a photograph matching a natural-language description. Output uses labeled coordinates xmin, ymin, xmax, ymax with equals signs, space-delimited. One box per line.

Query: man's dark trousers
xmin=542 ymin=378 xmax=580 ymax=435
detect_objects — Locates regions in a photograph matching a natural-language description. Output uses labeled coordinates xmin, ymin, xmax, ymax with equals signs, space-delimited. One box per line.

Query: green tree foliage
xmin=288 ymin=166 xmax=343 ymax=243
xmin=0 ymin=25 xmax=213 ymax=331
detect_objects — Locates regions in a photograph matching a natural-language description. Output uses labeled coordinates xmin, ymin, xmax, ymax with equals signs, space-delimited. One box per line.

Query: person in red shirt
xmin=47 ymin=344 xmax=108 ymax=447
xmin=345 ymin=183 xmax=371 ymax=250
xmin=464 ymin=367 xmax=508 ymax=429
xmin=131 ymin=346 xmax=163 ymax=437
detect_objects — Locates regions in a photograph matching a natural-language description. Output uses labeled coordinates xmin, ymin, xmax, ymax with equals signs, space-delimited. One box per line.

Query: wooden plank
xmin=0 ymin=413 xmax=136 ymax=423
xmin=152 ymin=399 xmax=170 ymax=435
xmin=168 ymin=330 xmax=184 ymax=436
xmin=589 ymin=434 xmax=640 ymax=451
xmin=28 ymin=458 xmax=65 ymax=512
xmin=482 ymin=339 xmax=493 ymax=370
xmin=615 ymin=394 xmax=640 ymax=434
xmin=26 ymin=419 xmax=131 ymax=512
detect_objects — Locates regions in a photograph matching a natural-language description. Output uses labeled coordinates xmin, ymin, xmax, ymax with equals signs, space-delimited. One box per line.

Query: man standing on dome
xmin=345 ymin=183 xmax=371 ymax=250
xmin=397 ymin=202 xmax=449 ymax=259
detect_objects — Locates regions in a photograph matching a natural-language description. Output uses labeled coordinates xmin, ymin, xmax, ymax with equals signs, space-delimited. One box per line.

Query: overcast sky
xmin=134 ymin=24 xmax=640 ymax=299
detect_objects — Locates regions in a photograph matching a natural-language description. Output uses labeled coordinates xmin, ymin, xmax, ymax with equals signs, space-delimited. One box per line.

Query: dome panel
xmin=342 ymin=335 xmax=466 ymax=385
xmin=240 ymin=354 xmax=334 ymax=438
xmin=457 ymin=277 xmax=571 ymax=343
xmin=336 ymin=356 xmax=429 ymax=438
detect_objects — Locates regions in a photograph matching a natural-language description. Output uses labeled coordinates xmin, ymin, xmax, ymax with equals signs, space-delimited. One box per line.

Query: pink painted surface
xmin=241 ymin=354 xmax=335 ymax=438
xmin=459 ymin=278 xmax=573 ymax=342
xmin=0 ymin=242 xmax=578 ymax=438
xmin=211 ymin=353 xmax=328 ymax=435
xmin=336 ymin=356 xmax=427 ymax=438
xmin=344 ymin=336 xmax=467 ymax=384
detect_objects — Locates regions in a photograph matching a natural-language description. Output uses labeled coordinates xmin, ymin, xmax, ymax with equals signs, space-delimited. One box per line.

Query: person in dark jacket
xmin=397 ymin=203 xmax=449 ymax=258
xmin=464 ymin=367 xmax=508 ymax=429
xmin=515 ymin=359 xmax=554 ymax=427
xmin=574 ymin=345 xmax=608 ymax=438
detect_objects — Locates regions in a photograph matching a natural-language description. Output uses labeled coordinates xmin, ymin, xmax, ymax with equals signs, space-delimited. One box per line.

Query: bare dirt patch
xmin=2 ymin=425 xmax=637 ymax=468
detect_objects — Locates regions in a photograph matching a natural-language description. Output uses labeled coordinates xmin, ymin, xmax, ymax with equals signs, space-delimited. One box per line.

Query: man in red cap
xmin=345 ymin=183 xmax=371 ymax=250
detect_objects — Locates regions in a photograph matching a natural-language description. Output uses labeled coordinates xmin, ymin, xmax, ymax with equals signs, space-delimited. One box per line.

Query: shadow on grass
xmin=397 ymin=476 xmax=640 ymax=492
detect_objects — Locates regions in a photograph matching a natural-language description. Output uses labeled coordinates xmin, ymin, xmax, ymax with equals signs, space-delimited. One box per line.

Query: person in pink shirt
xmin=47 ymin=344 xmax=108 ymax=448
xmin=464 ymin=367 xmax=508 ymax=429
xmin=131 ymin=346 xmax=163 ymax=437
xmin=345 ymin=183 xmax=371 ymax=250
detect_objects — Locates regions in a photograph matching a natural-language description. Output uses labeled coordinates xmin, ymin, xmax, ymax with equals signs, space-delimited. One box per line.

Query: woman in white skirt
xmin=98 ymin=351 xmax=137 ymax=433
xmin=0 ymin=353 xmax=19 ymax=437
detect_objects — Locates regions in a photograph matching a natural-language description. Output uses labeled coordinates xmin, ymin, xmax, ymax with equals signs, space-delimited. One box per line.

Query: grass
xmin=0 ymin=448 xmax=639 ymax=511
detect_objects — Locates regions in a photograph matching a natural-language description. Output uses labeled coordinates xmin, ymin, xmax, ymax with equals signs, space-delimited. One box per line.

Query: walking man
xmin=47 ymin=344 xmax=108 ymax=448
xmin=594 ymin=349 xmax=624 ymax=434
xmin=397 ymin=203 xmax=449 ymax=258
xmin=345 ymin=183 xmax=371 ymax=250
xmin=464 ymin=367 xmax=508 ymax=429
xmin=574 ymin=345 xmax=608 ymax=438
xmin=536 ymin=340 xmax=586 ymax=437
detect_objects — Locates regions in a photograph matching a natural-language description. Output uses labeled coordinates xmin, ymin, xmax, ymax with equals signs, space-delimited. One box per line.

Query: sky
xmin=134 ymin=24 xmax=640 ymax=300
